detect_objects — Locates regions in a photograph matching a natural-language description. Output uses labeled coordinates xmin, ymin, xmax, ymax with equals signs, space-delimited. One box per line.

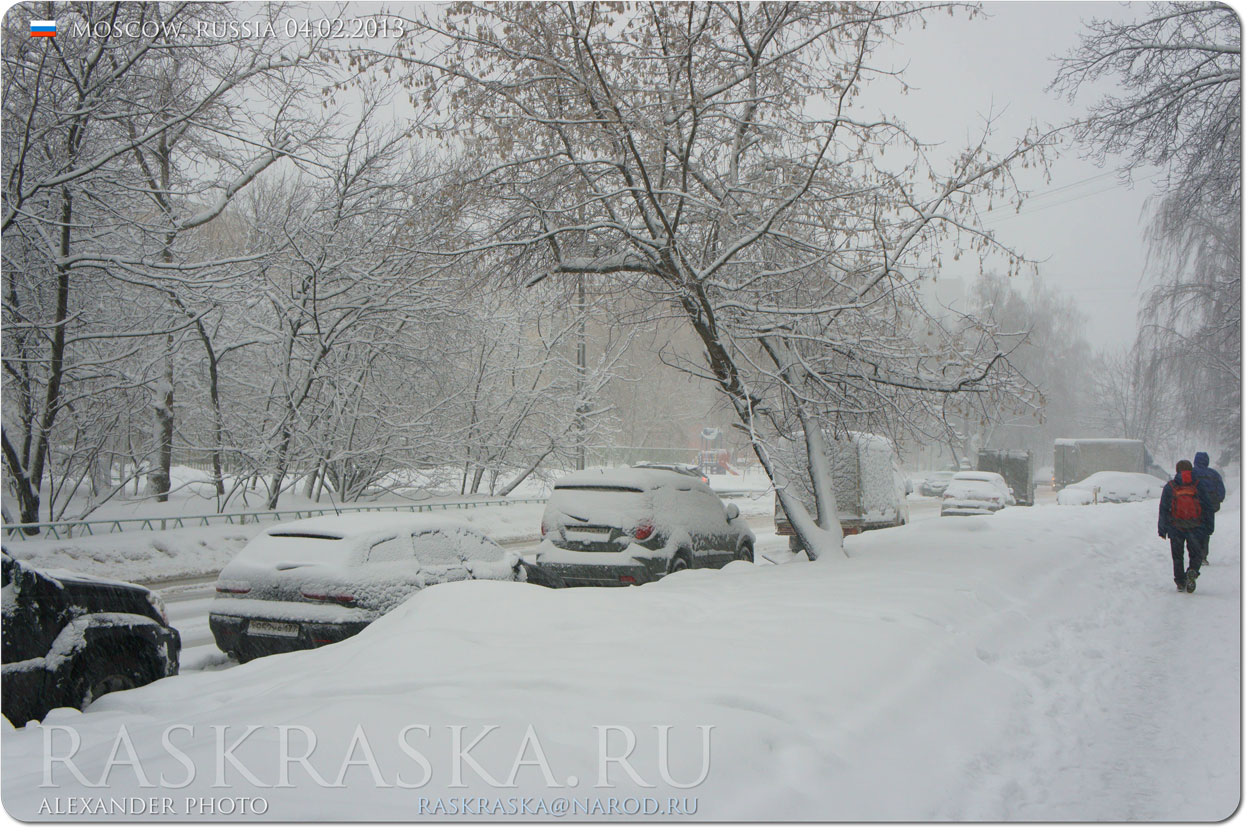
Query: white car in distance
xmin=940 ymin=471 xmax=1016 ymax=516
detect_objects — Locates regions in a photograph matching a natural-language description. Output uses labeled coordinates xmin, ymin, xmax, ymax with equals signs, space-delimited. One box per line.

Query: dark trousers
xmin=1170 ymin=531 xmax=1205 ymax=584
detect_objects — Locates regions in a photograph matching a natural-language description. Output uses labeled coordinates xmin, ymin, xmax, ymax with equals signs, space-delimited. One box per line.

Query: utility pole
xmin=576 ymin=274 xmax=587 ymax=470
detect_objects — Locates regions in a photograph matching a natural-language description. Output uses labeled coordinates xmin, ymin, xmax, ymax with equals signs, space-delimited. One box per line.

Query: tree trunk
xmin=19 ymin=186 xmax=77 ymax=528
xmin=267 ymin=426 xmax=292 ymax=510
xmin=149 ymin=334 xmax=175 ymax=501
xmin=1 ymin=429 xmax=39 ymax=530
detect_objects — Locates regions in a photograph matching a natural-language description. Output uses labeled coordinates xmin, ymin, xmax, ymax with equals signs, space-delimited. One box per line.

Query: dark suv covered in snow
xmin=1 ymin=552 xmax=180 ymax=726
xmin=533 ymin=468 xmax=754 ymax=586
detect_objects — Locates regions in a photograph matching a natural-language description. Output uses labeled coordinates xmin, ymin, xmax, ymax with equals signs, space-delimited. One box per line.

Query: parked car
xmin=918 ymin=471 xmax=956 ymax=497
xmin=1056 ymin=471 xmax=1165 ymax=505
xmin=210 ymin=516 xmax=564 ymax=662
xmin=940 ymin=471 xmax=1015 ymax=516
xmin=533 ymin=468 xmax=754 ymax=587
xmin=2 ymin=551 xmax=180 ymax=726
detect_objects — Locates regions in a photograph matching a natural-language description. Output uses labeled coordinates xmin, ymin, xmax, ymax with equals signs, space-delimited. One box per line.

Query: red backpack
xmin=1171 ymin=471 xmax=1202 ymax=527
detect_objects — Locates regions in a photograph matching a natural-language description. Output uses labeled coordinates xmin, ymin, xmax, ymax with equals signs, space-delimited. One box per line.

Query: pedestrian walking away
xmin=1158 ymin=460 xmax=1214 ymax=592
xmin=1191 ymin=451 xmax=1225 ymax=565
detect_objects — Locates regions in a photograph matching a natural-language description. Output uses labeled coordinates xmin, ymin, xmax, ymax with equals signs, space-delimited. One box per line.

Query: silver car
xmin=210 ymin=515 xmax=561 ymax=661
xmin=940 ymin=471 xmax=1016 ymax=516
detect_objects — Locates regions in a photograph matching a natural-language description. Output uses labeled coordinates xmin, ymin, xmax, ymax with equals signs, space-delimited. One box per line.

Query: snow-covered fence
xmin=0 ymin=498 xmax=549 ymax=541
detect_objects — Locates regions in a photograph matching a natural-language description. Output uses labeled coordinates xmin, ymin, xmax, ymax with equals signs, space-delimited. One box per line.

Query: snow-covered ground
xmin=2 ymin=491 xmax=1237 ymax=821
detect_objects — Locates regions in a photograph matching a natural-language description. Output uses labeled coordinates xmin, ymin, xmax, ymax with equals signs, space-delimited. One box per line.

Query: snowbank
xmin=2 ymin=498 xmax=1238 ymax=821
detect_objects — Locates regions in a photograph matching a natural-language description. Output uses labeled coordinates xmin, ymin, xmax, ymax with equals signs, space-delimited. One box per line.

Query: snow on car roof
xmin=1067 ymin=471 xmax=1164 ymax=489
xmin=38 ymin=567 xmax=144 ymax=591
xmin=951 ymin=471 xmax=1001 ymax=482
xmin=261 ymin=512 xmax=481 ymax=540
xmin=554 ymin=467 xmax=700 ymax=491
xmin=1054 ymin=438 xmax=1143 ymax=446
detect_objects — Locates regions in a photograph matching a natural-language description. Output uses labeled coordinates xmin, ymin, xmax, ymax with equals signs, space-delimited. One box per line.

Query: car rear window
xmin=235 ymin=532 xmax=356 ymax=567
xmin=545 ymin=487 xmax=649 ymax=529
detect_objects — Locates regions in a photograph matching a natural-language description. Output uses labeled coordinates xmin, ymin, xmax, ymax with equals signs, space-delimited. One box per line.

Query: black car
xmin=2 ymin=552 xmax=180 ymax=726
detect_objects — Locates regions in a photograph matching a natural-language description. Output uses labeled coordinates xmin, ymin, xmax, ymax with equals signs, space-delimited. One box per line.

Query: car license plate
xmin=566 ymin=527 xmax=612 ymax=543
xmin=247 ymin=619 xmax=299 ymax=638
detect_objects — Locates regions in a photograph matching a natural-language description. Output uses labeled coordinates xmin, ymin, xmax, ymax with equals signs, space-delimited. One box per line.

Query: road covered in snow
xmin=2 ymin=495 xmax=1237 ymax=821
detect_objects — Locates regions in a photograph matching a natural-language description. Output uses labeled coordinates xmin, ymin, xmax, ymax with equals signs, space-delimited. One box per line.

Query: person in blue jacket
xmin=1158 ymin=459 xmax=1214 ymax=593
xmin=1191 ymin=451 xmax=1225 ymax=565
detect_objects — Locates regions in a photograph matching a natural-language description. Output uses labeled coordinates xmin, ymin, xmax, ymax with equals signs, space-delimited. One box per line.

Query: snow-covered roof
xmin=260 ymin=512 xmax=478 ymax=540
xmin=39 ymin=567 xmax=145 ymax=591
xmin=951 ymin=471 xmax=1004 ymax=483
xmin=553 ymin=467 xmax=699 ymax=491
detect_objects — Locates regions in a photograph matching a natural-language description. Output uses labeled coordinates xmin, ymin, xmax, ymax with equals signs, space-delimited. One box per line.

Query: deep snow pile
xmin=1057 ymin=471 xmax=1166 ymax=505
xmin=2 ymin=498 xmax=1237 ymax=821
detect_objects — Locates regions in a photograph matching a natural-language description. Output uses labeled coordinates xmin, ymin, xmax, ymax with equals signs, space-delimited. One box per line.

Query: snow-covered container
xmin=773 ymin=431 xmax=908 ymax=545
xmin=976 ymin=448 xmax=1035 ymax=506
xmin=1053 ymin=439 xmax=1150 ymax=488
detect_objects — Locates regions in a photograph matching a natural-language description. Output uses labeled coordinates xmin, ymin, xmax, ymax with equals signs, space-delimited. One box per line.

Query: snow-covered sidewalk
xmin=2 ymin=499 xmax=1237 ymax=820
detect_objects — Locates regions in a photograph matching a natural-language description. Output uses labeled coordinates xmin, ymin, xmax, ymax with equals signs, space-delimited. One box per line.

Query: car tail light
xmin=301 ymin=590 xmax=356 ymax=605
xmin=541 ymin=521 xmax=547 ymax=537
xmin=633 ymin=521 xmax=654 ymax=540
xmin=619 ymin=575 xmax=637 ymax=584
xmin=215 ymin=583 xmax=250 ymax=595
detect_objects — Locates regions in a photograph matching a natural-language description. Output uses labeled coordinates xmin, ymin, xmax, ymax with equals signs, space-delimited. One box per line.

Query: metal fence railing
xmin=1 ymin=498 xmax=549 ymax=541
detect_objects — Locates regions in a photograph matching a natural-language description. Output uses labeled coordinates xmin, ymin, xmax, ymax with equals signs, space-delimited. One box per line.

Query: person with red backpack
xmin=1158 ymin=459 xmax=1215 ymax=593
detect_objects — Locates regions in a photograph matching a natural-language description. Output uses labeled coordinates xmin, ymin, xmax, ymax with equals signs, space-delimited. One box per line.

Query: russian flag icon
xmin=30 ymin=20 xmax=56 ymax=37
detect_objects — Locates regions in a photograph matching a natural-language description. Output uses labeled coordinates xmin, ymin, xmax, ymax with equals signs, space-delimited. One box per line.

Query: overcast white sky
xmin=871 ymin=1 xmax=1165 ymax=350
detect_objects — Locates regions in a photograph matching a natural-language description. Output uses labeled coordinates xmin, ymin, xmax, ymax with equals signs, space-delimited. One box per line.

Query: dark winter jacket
xmin=1158 ymin=470 xmax=1215 ymax=539
xmin=1192 ymin=452 xmax=1226 ymax=511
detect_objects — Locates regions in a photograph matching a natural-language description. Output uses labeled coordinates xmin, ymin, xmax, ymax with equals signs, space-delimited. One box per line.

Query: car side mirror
xmin=726 ymin=503 xmax=740 ymax=520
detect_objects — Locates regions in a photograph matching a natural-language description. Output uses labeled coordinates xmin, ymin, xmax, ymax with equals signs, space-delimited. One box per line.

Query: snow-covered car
xmin=209 ymin=516 xmax=563 ymax=662
xmin=918 ymin=471 xmax=956 ymax=497
xmin=940 ymin=471 xmax=1015 ymax=516
xmin=1 ymin=552 xmax=180 ymax=726
xmin=1056 ymin=471 xmax=1166 ymax=505
xmin=533 ymin=467 xmax=754 ymax=587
